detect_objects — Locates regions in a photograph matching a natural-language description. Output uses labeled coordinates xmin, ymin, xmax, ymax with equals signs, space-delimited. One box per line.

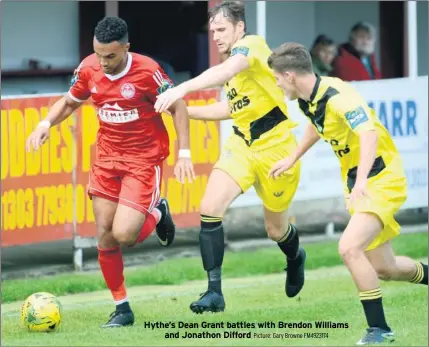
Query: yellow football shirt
xmin=225 ymin=35 xmax=296 ymax=150
xmin=298 ymin=76 xmax=400 ymax=187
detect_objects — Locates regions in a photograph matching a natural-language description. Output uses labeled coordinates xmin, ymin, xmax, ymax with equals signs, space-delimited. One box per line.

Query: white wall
xmin=417 ymin=0 xmax=428 ymax=76
xmin=245 ymin=1 xmax=316 ymax=48
xmin=244 ymin=1 xmax=257 ymax=34
xmin=266 ymin=2 xmax=316 ymax=49
xmin=1 ymin=1 xmax=80 ymax=70
xmin=1 ymin=1 xmax=80 ymax=95
xmin=2 ymin=1 xmax=426 ymax=96
xmin=1 ymin=76 xmax=73 ymax=96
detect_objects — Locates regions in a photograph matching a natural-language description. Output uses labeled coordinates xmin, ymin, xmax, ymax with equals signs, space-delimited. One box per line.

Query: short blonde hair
xmin=268 ymin=42 xmax=313 ymax=74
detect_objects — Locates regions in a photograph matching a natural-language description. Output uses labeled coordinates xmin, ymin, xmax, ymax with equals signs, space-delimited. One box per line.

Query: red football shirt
xmin=68 ymin=52 xmax=173 ymax=164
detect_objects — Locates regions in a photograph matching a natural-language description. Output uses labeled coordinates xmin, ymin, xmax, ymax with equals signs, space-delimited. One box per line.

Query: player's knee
xmin=200 ymin=196 xmax=224 ymax=218
xmin=265 ymin=220 xmax=284 ymax=241
xmin=112 ymin=228 xmax=136 ymax=247
xmin=338 ymin=243 xmax=363 ymax=264
xmin=96 ymin=225 xmax=117 ymax=249
xmin=374 ymin=265 xmax=396 ymax=281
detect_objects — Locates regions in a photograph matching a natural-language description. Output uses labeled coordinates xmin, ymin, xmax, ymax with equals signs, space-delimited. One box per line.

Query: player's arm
xmin=353 ymin=125 xmax=378 ymax=187
xmin=43 ymin=95 xmax=82 ymax=127
xmin=187 ymin=100 xmax=231 ymax=121
xmin=26 ymin=95 xmax=82 ymax=152
xmin=180 ymin=54 xmax=249 ymax=92
xmin=149 ymin=66 xmax=196 ymax=183
xmin=169 ymin=99 xmax=196 ymax=183
xmin=268 ymin=124 xmax=320 ymax=179
xmin=291 ymin=124 xmax=321 ymax=162
xmin=154 ymin=52 xmax=250 ymax=113
xmin=168 ymin=99 xmax=191 ymax=153
xmin=336 ymin=97 xmax=378 ymax=186
xmin=26 ymin=64 xmax=89 ymax=152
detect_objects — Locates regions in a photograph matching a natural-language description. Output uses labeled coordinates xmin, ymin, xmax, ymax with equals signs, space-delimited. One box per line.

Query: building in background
xmin=1 ymin=0 xmax=428 ymax=95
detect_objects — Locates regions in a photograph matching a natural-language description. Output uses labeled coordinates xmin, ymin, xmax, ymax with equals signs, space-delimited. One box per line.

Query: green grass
xmin=2 ymin=232 xmax=428 ymax=303
xmin=2 ymin=264 xmax=428 ymax=346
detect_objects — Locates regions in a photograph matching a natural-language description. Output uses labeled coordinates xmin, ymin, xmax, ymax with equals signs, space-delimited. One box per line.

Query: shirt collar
xmin=309 ymin=74 xmax=322 ymax=103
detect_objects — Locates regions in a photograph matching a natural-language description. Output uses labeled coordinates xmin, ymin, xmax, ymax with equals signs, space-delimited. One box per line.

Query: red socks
xmin=97 ymin=211 xmax=161 ymax=303
xmin=134 ymin=210 xmax=159 ymax=245
xmin=98 ymin=246 xmax=127 ymax=303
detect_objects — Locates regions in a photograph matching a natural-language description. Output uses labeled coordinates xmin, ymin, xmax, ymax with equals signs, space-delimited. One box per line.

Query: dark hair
xmin=311 ymin=34 xmax=335 ymax=49
xmin=268 ymin=42 xmax=313 ymax=74
xmin=94 ymin=16 xmax=128 ymax=44
xmin=208 ymin=1 xmax=246 ymax=29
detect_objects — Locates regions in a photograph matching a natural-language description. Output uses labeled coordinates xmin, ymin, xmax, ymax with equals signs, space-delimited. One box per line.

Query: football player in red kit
xmin=26 ymin=17 xmax=195 ymax=328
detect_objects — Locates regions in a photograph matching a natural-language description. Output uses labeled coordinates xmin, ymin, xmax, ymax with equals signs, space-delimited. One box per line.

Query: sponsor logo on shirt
xmin=70 ymin=62 xmax=83 ymax=87
xmin=345 ymin=106 xmax=369 ymax=129
xmin=98 ymin=103 xmax=139 ymax=123
xmin=152 ymin=70 xmax=174 ymax=95
xmin=120 ymin=83 xmax=136 ymax=99
xmin=156 ymin=80 xmax=173 ymax=95
xmin=231 ymin=46 xmax=249 ymax=57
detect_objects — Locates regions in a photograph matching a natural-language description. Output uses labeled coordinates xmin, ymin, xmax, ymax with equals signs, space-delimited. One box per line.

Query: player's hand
xmin=154 ymin=86 xmax=186 ymax=113
xmin=174 ymin=157 xmax=196 ymax=184
xmin=268 ymin=156 xmax=297 ymax=180
xmin=26 ymin=126 xmax=50 ymax=152
xmin=346 ymin=180 xmax=368 ymax=211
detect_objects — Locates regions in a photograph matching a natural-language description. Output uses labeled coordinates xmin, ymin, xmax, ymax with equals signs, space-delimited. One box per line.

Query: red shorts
xmin=88 ymin=160 xmax=162 ymax=215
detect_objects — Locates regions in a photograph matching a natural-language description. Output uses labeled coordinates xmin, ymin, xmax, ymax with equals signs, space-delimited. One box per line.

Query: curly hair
xmin=94 ymin=16 xmax=128 ymax=44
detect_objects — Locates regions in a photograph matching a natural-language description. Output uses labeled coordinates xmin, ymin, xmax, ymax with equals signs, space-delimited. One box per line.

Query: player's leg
xmin=365 ymin=240 xmax=428 ymax=284
xmin=100 ymin=162 xmax=165 ymax=328
xmin=88 ymin=161 xmax=135 ymax=327
xmin=338 ymin=213 xmax=395 ymax=345
xmin=263 ymin=208 xmax=306 ymax=297
xmin=348 ymin=162 xmax=418 ymax=344
xmin=115 ymin=162 xmax=169 ymax=248
xmin=189 ymin=168 xmax=243 ymax=313
xmin=90 ymin=161 xmax=163 ymax=328
xmin=93 ymin=196 xmax=136 ymax=328
xmin=255 ymin=136 xmax=305 ymax=297
xmin=190 ymin=137 xmax=254 ymax=314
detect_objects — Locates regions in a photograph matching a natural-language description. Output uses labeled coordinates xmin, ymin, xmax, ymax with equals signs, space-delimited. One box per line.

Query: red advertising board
xmin=1 ymin=90 xmax=220 ymax=246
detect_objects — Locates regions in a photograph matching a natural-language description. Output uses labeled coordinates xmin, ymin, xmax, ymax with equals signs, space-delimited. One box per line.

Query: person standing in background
xmin=310 ymin=35 xmax=336 ymax=76
xmin=332 ymin=22 xmax=382 ymax=81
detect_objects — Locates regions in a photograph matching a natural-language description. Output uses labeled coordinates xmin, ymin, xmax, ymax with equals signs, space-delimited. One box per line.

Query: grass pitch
xmin=3 ymin=232 xmax=428 ymax=304
xmin=2 ymin=261 xmax=428 ymax=346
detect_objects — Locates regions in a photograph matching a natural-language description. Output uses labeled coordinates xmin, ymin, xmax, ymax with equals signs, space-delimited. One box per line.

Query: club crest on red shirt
xmin=120 ymin=83 xmax=136 ymax=99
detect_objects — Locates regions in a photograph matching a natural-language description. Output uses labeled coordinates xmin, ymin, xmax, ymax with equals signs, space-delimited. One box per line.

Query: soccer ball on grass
xmin=21 ymin=292 xmax=62 ymax=332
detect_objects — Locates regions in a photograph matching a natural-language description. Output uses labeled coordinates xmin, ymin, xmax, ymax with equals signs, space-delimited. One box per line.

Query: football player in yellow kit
xmin=267 ymin=42 xmax=428 ymax=345
xmin=155 ymin=1 xmax=305 ymax=313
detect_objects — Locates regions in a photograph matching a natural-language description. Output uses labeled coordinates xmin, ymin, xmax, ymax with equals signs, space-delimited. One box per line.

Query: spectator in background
xmin=310 ymin=35 xmax=336 ymax=76
xmin=332 ymin=21 xmax=381 ymax=81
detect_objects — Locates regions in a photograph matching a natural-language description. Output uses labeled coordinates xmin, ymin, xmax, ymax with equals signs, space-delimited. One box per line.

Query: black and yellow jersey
xmin=225 ymin=34 xmax=297 ymax=150
xmin=298 ymin=75 xmax=400 ymax=186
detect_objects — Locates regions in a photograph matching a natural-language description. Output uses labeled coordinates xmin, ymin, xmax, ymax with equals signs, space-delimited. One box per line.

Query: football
xmin=21 ymin=292 xmax=62 ymax=332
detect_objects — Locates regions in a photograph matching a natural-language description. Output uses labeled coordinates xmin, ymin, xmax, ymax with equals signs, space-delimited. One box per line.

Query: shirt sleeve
xmin=68 ymin=62 xmax=91 ymax=103
xmin=230 ymin=37 xmax=256 ymax=69
xmin=144 ymin=66 xmax=175 ymax=103
xmin=331 ymin=92 xmax=375 ymax=133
